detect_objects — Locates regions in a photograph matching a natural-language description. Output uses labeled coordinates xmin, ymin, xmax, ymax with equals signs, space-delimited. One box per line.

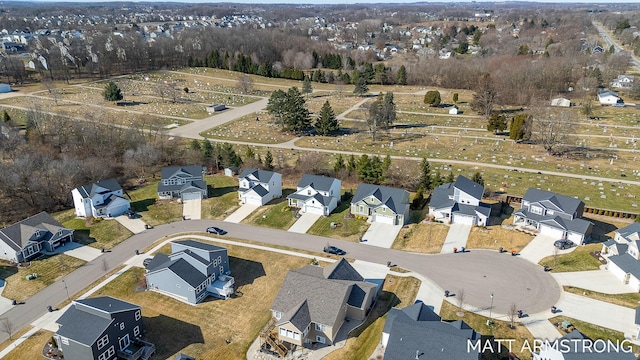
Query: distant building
xmin=0 ymin=83 xmax=11 ymax=93
xmin=551 ymin=98 xmax=571 ymax=107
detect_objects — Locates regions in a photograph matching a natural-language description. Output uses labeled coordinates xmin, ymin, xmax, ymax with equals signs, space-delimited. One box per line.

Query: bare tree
xmin=236 ymin=74 xmax=254 ymax=94
xmin=529 ymin=108 xmax=572 ymax=156
xmin=1 ymin=318 xmax=14 ymax=340
xmin=471 ymin=73 xmax=497 ymax=119
xmin=295 ymin=152 xmax=327 ymax=176
xmin=508 ymin=304 xmax=518 ymax=329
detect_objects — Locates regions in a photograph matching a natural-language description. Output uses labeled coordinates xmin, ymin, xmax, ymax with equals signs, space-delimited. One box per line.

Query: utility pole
xmin=487 ymin=292 xmax=494 ymax=325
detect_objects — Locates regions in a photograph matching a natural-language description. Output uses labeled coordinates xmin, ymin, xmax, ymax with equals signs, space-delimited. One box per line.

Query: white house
xmin=597 ymin=89 xmax=622 ymax=106
xmin=513 ymin=188 xmax=593 ymax=244
xmin=551 ymin=98 xmax=571 ymax=107
xmin=611 ymin=75 xmax=635 ymax=89
xmin=238 ymin=168 xmax=282 ymax=206
xmin=71 ymin=178 xmax=130 ymax=219
xmin=448 ymin=106 xmax=459 ymax=115
xmin=287 ymin=174 xmax=341 ymax=216
xmin=602 ymin=223 xmax=640 ymax=293
xmin=428 ymin=175 xmax=491 ymax=226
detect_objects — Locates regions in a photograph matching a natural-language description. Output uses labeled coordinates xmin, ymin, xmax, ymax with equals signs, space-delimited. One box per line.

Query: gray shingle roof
xmin=352 ymin=184 xmax=410 ymax=216
xmin=157 ymin=179 xmax=206 ymax=194
xmin=173 ymin=239 xmax=226 ymax=253
xmin=429 ymin=183 xmax=455 ymax=210
xmin=453 ymin=175 xmax=484 ymax=200
xmin=76 ymin=296 xmax=141 ymax=314
xmin=75 ymin=178 xmax=122 ymax=198
xmin=296 ymin=174 xmax=339 ymax=192
xmin=616 ymin=223 xmax=640 ymax=242
xmin=522 ymin=188 xmax=583 ymax=215
xmin=0 ymin=212 xmax=68 ymax=251
xmin=608 ymin=253 xmax=640 ymax=279
xmin=279 ymin=300 xmax=312 ymax=332
xmin=174 ymin=354 xmax=196 ymax=360
xmin=239 ymin=168 xmax=277 ymax=183
xmin=160 ymin=165 xmax=202 ymax=180
xmin=323 ymin=258 xmax=364 ymax=281
xmin=167 ymin=258 xmax=207 ymax=287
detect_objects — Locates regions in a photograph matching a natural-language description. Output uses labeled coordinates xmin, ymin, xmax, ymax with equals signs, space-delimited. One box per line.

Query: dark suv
xmin=553 ymin=240 xmax=574 ymax=250
xmin=323 ymin=245 xmax=346 ymax=256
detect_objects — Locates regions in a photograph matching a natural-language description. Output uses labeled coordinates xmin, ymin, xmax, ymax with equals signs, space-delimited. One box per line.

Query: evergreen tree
xmin=446 ymin=171 xmax=455 ymax=183
xmin=190 ymin=139 xmax=201 ymax=151
xmin=333 ymin=154 xmax=346 ymax=174
xmin=283 ymin=87 xmax=311 ymax=132
xmin=245 ymin=146 xmax=256 ymax=160
xmin=472 ymin=172 xmax=485 ymax=186
xmin=264 ymin=150 xmax=274 ymax=170
xmin=509 ymin=113 xmax=530 ymax=140
xmin=347 ymin=154 xmax=357 ymax=173
xmin=432 ymin=169 xmax=444 ymax=188
xmin=201 ymin=139 xmax=213 ymax=160
xmin=368 ymin=92 xmax=396 ymax=141
xmin=452 ymin=93 xmax=459 ymax=104
xmin=396 ymin=65 xmax=407 ymax=85
xmin=487 ymin=112 xmax=508 ymax=133
xmin=412 ymin=186 xmax=424 ymax=209
xmin=315 ymin=101 xmax=339 ymax=135
xmin=418 ymin=157 xmax=433 ymax=190
xmin=1 ymin=110 xmax=11 ymax=123
xmin=102 ymin=81 xmax=123 ymax=102
xmin=356 ymin=155 xmax=383 ymax=184
xmin=353 ymin=76 xmax=369 ymax=96
xmin=302 ymin=76 xmax=313 ymax=96
xmin=266 ymin=89 xmax=288 ymax=130
xmin=423 ymin=90 xmax=441 ymax=107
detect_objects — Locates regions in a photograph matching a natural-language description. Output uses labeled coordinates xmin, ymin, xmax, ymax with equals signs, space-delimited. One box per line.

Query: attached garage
xmin=452 ymin=214 xmax=475 ymax=225
xmin=104 ymin=198 xmax=130 ymax=218
xmin=539 ymin=224 xmax=564 ymax=240
xmin=303 ymin=204 xmax=325 ymax=215
xmin=566 ymin=232 xmax=584 ymax=245
xmin=182 ymin=191 xmax=203 ymax=201
xmin=374 ymin=214 xmax=396 ymax=225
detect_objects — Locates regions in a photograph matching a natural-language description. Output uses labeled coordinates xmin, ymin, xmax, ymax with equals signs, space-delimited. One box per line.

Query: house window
xmin=279 ymin=328 xmax=286 ymax=337
xmin=133 ymin=326 xmax=140 ymax=337
xmin=119 ymin=334 xmax=130 ymax=350
xmin=316 ymin=336 xmax=326 ymax=344
xmin=60 ymin=337 xmax=69 ymax=346
xmin=98 ymin=346 xmax=115 ymax=360
xmin=530 ymin=206 xmax=543 ymax=215
xmin=382 ymin=207 xmax=386 ymax=212
xmin=135 ymin=310 xmax=141 ymax=321
xmin=97 ymin=334 xmax=109 ymax=350
xmin=274 ymin=311 xmax=283 ymax=320
xmin=120 ymin=322 xmax=125 ymax=331
xmin=358 ymin=205 xmax=364 ymax=213
xmin=307 ymin=190 xmax=311 ymax=195
xmin=219 ymin=266 xmax=224 ymax=274
xmin=315 ymin=323 xmax=326 ymax=332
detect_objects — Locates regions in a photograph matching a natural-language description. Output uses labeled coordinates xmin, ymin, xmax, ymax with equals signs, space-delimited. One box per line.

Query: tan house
xmin=267 ymin=259 xmax=378 ymax=350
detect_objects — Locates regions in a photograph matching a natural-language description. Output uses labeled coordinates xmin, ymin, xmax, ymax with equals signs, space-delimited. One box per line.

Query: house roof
xmin=382 ymin=302 xmax=442 ymax=334
xmin=287 ymin=192 xmax=332 ymax=206
xmin=160 ymin=165 xmax=203 ymax=180
xmin=383 ymin=306 xmax=479 ymax=360
xmin=271 ymin=259 xmax=373 ymax=329
xmin=56 ymin=297 xmax=141 ymax=346
xmin=352 ymin=184 xmax=410 ymax=215
xmin=154 ymin=257 xmax=206 ymax=288
xmin=453 ymin=175 xmax=484 ymax=200
xmin=239 ymin=168 xmax=278 ymax=183
xmin=608 ymin=253 xmax=640 ymax=279
xmin=522 ymin=188 xmax=583 ymax=215
xmin=616 ymin=223 xmax=640 ymax=242
xmin=247 ymin=184 xmax=269 ymax=197
xmin=0 ymin=212 xmax=68 ymax=251
xmin=157 ymin=179 xmax=206 ymax=194
xmin=173 ymin=239 xmax=226 ymax=253
xmin=429 ymin=183 xmax=455 ymax=210
xmin=74 ymin=178 xmax=122 ymax=198
xmin=174 ymin=354 xmax=196 ymax=360
xmin=279 ymin=300 xmax=312 ymax=332
xmin=296 ymin=174 xmax=339 ymax=192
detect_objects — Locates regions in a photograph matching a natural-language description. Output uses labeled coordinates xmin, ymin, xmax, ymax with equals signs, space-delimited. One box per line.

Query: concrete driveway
xmin=0 ymin=280 xmax=15 ymax=316
xmin=115 ymin=215 xmax=147 ymax=234
xmin=556 ymin=292 xmax=637 ymax=339
xmin=55 ymin=241 xmax=103 ymax=262
xmin=224 ymin=203 xmax=259 ymax=223
xmin=361 ymin=222 xmax=403 ymax=248
xmin=288 ymin=213 xmax=321 ymax=234
xmin=440 ymin=223 xmax=471 ymax=253
xmin=552 ymin=270 xmax=634 ymax=294
xmin=182 ymin=198 xmax=202 ymax=220
xmin=519 ymin=234 xmax=573 ymax=264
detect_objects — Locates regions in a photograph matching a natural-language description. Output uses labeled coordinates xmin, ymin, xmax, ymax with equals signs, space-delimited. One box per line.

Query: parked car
xmin=143 ymin=258 xmax=153 ymax=267
xmin=206 ymin=226 xmax=227 ymax=235
xmin=126 ymin=210 xmax=136 ymax=219
xmin=323 ymin=245 xmax=346 ymax=256
xmin=553 ymin=240 xmax=574 ymax=250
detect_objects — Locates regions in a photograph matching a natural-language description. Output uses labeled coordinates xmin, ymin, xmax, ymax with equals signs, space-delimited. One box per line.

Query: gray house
xmin=513 ymin=188 xmax=593 ymax=244
xmin=0 ymin=212 xmax=74 ymax=263
xmin=157 ymin=165 xmax=207 ymax=201
xmin=145 ymin=240 xmax=234 ymax=304
xmin=54 ymin=296 xmax=155 ymax=360
xmin=382 ymin=302 xmax=482 ymax=360
xmin=269 ymin=258 xmax=378 ymax=348
xmin=287 ymin=174 xmax=341 ymax=216
xmin=350 ymin=184 xmax=410 ymax=225
xmin=429 ymin=175 xmax=491 ymax=226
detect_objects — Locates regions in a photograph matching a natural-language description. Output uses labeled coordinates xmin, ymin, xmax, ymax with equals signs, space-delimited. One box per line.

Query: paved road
xmin=0 ymin=219 xmax=560 ymax=344
xmin=593 ymin=22 xmax=640 ymax=72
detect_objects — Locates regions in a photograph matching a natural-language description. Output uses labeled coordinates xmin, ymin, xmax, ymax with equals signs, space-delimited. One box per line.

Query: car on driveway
xmin=206 ymin=226 xmax=227 ymax=235
xmin=323 ymin=245 xmax=346 ymax=256
xmin=553 ymin=239 xmax=574 ymax=250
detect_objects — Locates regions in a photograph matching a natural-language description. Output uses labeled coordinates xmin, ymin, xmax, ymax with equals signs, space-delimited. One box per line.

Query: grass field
xmin=0 ymin=254 xmax=86 ymax=302
xmin=392 ymin=222 xmax=449 ymax=253
xmin=128 ymin=180 xmax=183 ymax=226
xmin=466 ymin=225 xmax=534 ymax=252
xmin=54 ymin=209 xmax=133 ymax=250
xmin=242 ymin=196 xmax=297 ymax=230
xmin=2 ymin=329 xmax=52 ymax=360
xmin=201 ymin=113 xmax=297 ymax=144
xmin=539 ymin=244 xmax=603 ymax=272
xmin=549 ymin=315 xmax=628 ymax=348
xmin=323 ymin=275 xmax=420 ymax=360
xmin=87 ymin=242 xmax=311 ymax=359
xmin=306 ymin=199 xmax=370 ymax=242
xmin=202 ymin=175 xmax=240 ymax=220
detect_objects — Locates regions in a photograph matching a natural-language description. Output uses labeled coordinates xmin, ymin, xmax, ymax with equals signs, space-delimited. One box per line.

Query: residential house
xmin=269 ymin=259 xmax=378 ymax=347
xmin=54 ymin=296 xmax=155 ymax=360
xmin=513 ymin=188 xmax=593 ymax=244
xmin=351 ymin=184 xmax=410 ymax=225
xmin=0 ymin=83 xmax=11 ymax=93
xmin=71 ymin=179 xmax=130 ymax=219
xmin=157 ymin=165 xmax=207 ymax=201
xmin=0 ymin=212 xmax=74 ymax=263
xmin=237 ymin=168 xmax=282 ymax=206
xmin=601 ymin=223 xmax=640 ymax=292
xmin=429 ymin=175 xmax=491 ymax=226
xmin=551 ymin=97 xmax=571 ymax=107
xmin=611 ymin=75 xmax=635 ymax=89
xmin=448 ymin=106 xmax=459 ymax=115
xmin=145 ymin=240 xmax=234 ymax=304
xmin=532 ymin=329 xmax=635 ymax=359
xmin=287 ymin=174 xmax=341 ymax=216
xmin=597 ymin=89 xmax=623 ymax=106
xmin=382 ymin=302 xmax=482 ymax=360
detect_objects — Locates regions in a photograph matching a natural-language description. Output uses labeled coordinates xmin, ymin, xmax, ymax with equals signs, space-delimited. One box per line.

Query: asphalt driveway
xmin=182 ymin=198 xmax=201 ymax=220
xmin=288 ymin=213 xmax=321 ymax=233
xmin=361 ymin=222 xmax=402 ymax=248
xmin=224 ymin=203 xmax=259 ymax=223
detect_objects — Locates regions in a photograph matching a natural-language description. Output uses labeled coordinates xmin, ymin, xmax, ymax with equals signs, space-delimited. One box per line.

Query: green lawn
xmin=0 ymin=254 xmax=86 ymax=302
xmin=539 ymin=244 xmax=602 ymax=272
xmin=245 ymin=201 xmax=297 ymax=230
xmin=53 ymin=209 xmax=133 ymax=250
xmin=549 ymin=316 xmax=630 ymax=350
xmin=202 ymin=175 xmax=240 ymax=220
xmin=306 ymin=199 xmax=370 ymax=242
xmin=128 ymin=180 xmax=183 ymax=226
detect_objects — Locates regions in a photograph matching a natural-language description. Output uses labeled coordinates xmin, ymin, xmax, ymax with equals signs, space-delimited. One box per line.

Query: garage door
xmin=539 ymin=225 xmax=564 ymax=239
xmin=304 ymin=204 xmax=325 ymax=215
xmin=452 ymin=214 xmax=475 ymax=225
xmin=566 ymin=232 xmax=583 ymax=245
xmin=107 ymin=202 xmax=130 ymax=218
xmin=182 ymin=192 xmax=202 ymax=201
xmin=374 ymin=214 xmax=396 ymax=225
